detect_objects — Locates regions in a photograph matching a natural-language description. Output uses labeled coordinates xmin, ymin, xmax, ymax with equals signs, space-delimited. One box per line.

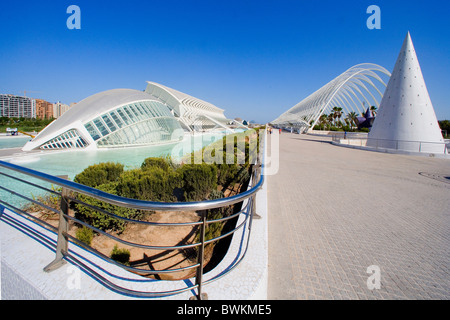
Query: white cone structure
xmin=367 ymin=32 xmax=445 ymax=154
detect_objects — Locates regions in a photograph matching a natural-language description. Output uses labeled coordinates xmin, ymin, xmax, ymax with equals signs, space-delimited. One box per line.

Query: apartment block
xmin=35 ymin=99 xmax=54 ymax=119
xmin=0 ymin=94 xmax=36 ymax=118
xmin=53 ymin=102 xmax=71 ymax=118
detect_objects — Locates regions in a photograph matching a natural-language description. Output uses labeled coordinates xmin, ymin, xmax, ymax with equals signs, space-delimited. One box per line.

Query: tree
xmin=327 ymin=113 xmax=334 ymax=128
xmin=439 ymin=120 xmax=450 ymax=137
xmin=370 ymin=106 xmax=378 ymax=116
xmin=331 ymin=107 xmax=343 ymax=127
xmin=318 ymin=114 xmax=329 ymax=129
xmin=346 ymin=112 xmax=358 ymax=128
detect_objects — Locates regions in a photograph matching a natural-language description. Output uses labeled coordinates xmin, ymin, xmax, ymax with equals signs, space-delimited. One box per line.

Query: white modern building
xmin=271 ymin=64 xmax=391 ymax=132
xmin=367 ymin=32 xmax=446 ymax=154
xmin=145 ymin=82 xmax=232 ymax=132
xmin=22 ymin=82 xmax=236 ymax=152
xmin=22 ymin=88 xmax=185 ymax=151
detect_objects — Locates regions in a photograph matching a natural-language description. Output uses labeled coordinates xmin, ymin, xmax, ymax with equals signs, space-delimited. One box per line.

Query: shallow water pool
xmin=0 ymin=132 xmax=226 ymax=208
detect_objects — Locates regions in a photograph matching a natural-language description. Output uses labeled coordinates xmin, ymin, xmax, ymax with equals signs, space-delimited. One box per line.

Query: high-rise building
xmin=0 ymin=94 xmax=36 ymax=118
xmin=53 ymin=102 xmax=71 ymax=118
xmin=35 ymin=99 xmax=54 ymax=119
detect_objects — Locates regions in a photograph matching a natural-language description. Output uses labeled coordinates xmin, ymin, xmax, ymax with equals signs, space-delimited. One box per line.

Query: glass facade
xmin=40 ymin=129 xmax=88 ymax=150
xmin=84 ymin=100 xmax=183 ymax=148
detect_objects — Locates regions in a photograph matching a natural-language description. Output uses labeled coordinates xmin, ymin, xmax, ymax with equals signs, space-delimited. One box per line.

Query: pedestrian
xmin=279 ymin=128 xmax=281 ymax=134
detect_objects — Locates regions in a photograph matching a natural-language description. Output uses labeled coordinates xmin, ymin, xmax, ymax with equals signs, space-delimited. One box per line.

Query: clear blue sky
xmin=1 ymin=0 xmax=449 ymax=123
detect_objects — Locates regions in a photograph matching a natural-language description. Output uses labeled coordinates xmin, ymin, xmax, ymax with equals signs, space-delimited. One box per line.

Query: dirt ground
xmin=89 ymin=210 xmax=201 ymax=280
xmin=31 ymin=182 xmax=244 ymax=281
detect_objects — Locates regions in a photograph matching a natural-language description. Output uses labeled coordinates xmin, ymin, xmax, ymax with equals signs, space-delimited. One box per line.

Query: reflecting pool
xmin=0 ymin=131 xmax=228 ymax=208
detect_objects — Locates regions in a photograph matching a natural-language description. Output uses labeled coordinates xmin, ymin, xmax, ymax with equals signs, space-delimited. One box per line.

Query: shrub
xmin=76 ymin=226 xmax=94 ymax=246
xmin=116 ymin=167 xmax=181 ymax=202
xmin=74 ymin=162 xmax=124 ymax=188
xmin=180 ymin=164 xmax=217 ymax=202
xmin=110 ymin=245 xmax=130 ymax=265
xmin=74 ymin=182 xmax=142 ymax=233
xmin=141 ymin=157 xmax=171 ymax=172
xmin=215 ymin=163 xmax=239 ymax=186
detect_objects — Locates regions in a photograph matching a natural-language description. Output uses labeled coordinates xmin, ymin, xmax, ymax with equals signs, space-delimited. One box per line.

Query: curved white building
xmin=145 ymin=82 xmax=231 ymax=132
xmin=22 ymin=89 xmax=184 ymax=151
xmin=272 ymin=63 xmax=391 ymax=132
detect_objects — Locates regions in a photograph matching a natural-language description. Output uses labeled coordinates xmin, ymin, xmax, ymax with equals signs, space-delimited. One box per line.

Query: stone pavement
xmin=267 ymin=132 xmax=450 ymax=300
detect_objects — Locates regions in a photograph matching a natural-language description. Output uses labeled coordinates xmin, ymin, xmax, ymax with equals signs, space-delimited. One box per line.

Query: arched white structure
xmin=145 ymin=82 xmax=233 ymax=132
xmin=22 ymin=89 xmax=184 ymax=151
xmin=272 ymin=63 xmax=391 ymax=132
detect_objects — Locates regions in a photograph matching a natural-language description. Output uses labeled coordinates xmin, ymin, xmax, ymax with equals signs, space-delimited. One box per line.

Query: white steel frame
xmin=272 ymin=64 xmax=391 ymax=132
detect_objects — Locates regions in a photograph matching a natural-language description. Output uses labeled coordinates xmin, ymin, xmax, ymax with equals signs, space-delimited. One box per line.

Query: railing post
xmin=44 ymin=186 xmax=70 ymax=272
xmin=251 ymin=163 xmax=262 ymax=221
xmin=192 ymin=209 xmax=208 ymax=300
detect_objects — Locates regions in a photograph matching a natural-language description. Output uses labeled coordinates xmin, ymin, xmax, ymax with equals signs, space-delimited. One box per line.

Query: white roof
xmin=146 ymin=81 xmax=225 ymax=114
xmin=31 ymin=89 xmax=158 ymax=145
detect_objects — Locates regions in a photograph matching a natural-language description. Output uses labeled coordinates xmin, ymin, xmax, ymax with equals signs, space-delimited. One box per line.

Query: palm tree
xmin=318 ymin=114 xmax=328 ymax=130
xmin=331 ymin=107 xmax=343 ymax=128
xmin=370 ymin=106 xmax=378 ymax=116
xmin=327 ymin=113 xmax=334 ymax=129
xmin=346 ymin=112 xmax=358 ymax=128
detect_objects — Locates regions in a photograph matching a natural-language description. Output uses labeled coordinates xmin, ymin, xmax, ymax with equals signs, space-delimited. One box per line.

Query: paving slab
xmin=267 ymin=132 xmax=450 ymax=300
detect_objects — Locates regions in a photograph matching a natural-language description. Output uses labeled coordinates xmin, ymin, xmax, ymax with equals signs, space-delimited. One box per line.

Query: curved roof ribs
xmin=145 ymin=81 xmax=235 ymax=132
xmin=272 ymin=64 xmax=391 ymax=132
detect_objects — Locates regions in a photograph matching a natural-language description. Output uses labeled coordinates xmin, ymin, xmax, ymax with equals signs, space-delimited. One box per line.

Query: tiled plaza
xmin=267 ymin=132 xmax=450 ymax=300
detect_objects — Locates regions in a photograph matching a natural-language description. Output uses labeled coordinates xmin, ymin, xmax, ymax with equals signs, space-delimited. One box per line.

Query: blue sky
xmin=1 ymin=0 xmax=449 ymax=123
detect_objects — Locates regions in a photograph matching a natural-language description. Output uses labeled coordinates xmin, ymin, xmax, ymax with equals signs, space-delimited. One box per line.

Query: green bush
xmin=215 ymin=163 xmax=239 ymax=186
xmin=72 ymin=154 xmax=251 ymax=237
xmin=141 ymin=157 xmax=172 ymax=172
xmin=116 ymin=167 xmax=181 ymax=202
xmin=76 ymin=226 xmax=94 ymax=246
xmin=74 ymin=182 xmax=142 ymax=233
xmin=74 ymin=162 xmax=124 ymax=188
xmin=180 ymin=163 xmax=217 ymax=202
xmin=110 ymin=245 xmax=130 ymax=265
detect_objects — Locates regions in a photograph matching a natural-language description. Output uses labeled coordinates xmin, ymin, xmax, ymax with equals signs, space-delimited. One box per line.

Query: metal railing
xmin=332 ymin=134 xmax=449 ymax=154
xmin=0 ymin=142 xmax=264 ymax=299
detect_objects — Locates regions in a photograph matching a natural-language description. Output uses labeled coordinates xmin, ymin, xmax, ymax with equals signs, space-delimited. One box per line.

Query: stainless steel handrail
xmin=0 ymin=130 xmax=266 ymax=299
xmin=0 ymin=160 xmax=263 ymax=211
xmin=332 ymin=134 xmax=448 ymax=154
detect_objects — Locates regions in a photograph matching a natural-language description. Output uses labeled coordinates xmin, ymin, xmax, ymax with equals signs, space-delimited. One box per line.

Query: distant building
xmin=0 ymin=94 xmax=36 ymax=118
xmin=145 ymin=82 xmax=230 ymax=131
xmin=35 ymin=99 xmax=54 ymax=119
xmin=23 ymin=82 xmax=237 ymax=152
xmin=53 ymin=102 xmax=71 ymax=118
xmin=22 ymin=88 xmax=185 ymax=151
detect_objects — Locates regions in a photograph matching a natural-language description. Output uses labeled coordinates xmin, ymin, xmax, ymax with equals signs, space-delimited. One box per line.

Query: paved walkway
xmin=267 ymin=132 xmax=450 ymax=300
